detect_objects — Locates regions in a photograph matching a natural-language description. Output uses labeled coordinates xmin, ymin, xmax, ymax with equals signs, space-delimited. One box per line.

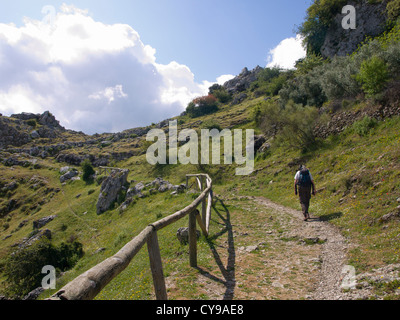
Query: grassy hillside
xmin=0 ymin=89 xmax=399 ymax=300
xmin=1 ymin=10 xmax=400 ymax=301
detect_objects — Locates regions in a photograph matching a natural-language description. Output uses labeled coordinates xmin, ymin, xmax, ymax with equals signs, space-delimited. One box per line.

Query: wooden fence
xmin=98 ymin=166 xmax=128 ymax=176
xmin=48 ymin=174 xmax=213 ymax=301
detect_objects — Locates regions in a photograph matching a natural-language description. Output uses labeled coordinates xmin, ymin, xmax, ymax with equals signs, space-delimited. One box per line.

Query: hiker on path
xmin=294 ymin=165 xmax=316 ymax=221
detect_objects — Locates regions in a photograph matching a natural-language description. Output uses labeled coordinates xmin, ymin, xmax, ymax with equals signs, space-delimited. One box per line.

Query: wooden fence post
xmin=147 ymin=229 xmax=168 ymax=300
xmin=201 ymin=176 xmax=207 ymax=226
xmin=189 ymin=210 xmax=197 ymax=268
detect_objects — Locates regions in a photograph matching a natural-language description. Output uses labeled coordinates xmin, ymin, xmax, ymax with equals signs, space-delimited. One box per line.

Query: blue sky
xmin=0 ymin=0 xmax=312 ymax=133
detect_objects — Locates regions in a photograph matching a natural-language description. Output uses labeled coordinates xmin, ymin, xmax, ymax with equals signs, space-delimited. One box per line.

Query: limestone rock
xmin=320 ymin=1 xmax=387 ymax=58
xmin=33 ymin=215 xmax=57 ymax=229
xmin=223 ymin=66 xmax=263 ymax=95
xmin=60 ymin=169 xmax=78 ymax=183
xmin=176 ymin=227 xmax=200 ymax=244
xmin=23 ymin=287 xmax=45 ymax=300
xmin=96 ymin=169 xmax=129 ymax=215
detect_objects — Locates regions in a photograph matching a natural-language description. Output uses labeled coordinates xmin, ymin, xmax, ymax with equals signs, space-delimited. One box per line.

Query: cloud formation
xmin=0 ymin=5 xmax=228 ymax=134
xmin=266 ymin=34 xmax=306 ymax=70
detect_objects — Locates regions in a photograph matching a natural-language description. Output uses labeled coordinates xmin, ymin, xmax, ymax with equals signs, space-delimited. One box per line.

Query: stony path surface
xmin=168 ymin=196 xmax=399 ymax=300
xmin=252 ymin=197 xmax=350 ymax=300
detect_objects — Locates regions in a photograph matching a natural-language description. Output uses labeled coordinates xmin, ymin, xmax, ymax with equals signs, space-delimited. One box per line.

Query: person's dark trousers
xmin=298 ymin=186 xmax=311 ymax=218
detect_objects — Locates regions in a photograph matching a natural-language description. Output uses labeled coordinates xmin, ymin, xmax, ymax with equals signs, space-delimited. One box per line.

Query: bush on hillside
xmin=387 ymin=0 xmax=400 ymax=22
xmin=4 ymin=239 xmax=84 ymax=298
xmin=209 ymin=84 xmax=232 ymax=103
xmin=352 ymin=116 xmax=378 ymax=136
xmin=356 ymin=56 xmax=389 ymax=97
xmin=295 ymin=54 xmax=326 ymax=75
xmin=82 ymin=159 xmax=95 ymax=182
xmin=186 ymin=94 xmax=219 ymax=118
xmin=257 ymin=100 xmax=319 ymax=152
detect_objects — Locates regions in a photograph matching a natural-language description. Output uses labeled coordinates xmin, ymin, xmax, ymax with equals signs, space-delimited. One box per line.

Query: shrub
xmin=81 ymin=159 xmax=95 ymax=182
xmin=257 ymin=100 xmax=319 ymax=152
xmin=387 ymin=0 xmax=400 ymax=21
xmin=209 ymin=84 xmax=231 ymax=103
xmin=201 ymin=119 xmax=222 ymax=131
xmin=320 ymin=56 xmax=361 ymax=100
xmin=26 ymin=119 xmax=37 ymax=128
xmin=356 ymin=56 xmax=389 ymax=96
xmin=352 ymin=116 xmax=378 ymax=136
xmin=4 ymin=239 xmax=84 ymax=297
xmin=295 ymin=54 xmax=326 ymax=75
xmin=186 ymin=94 xmax=219 ymax=118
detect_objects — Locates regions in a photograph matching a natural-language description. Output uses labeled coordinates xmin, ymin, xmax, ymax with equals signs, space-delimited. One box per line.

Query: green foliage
xmin=209 ymin=84 xmax=232 ymax=103
xmin=298 ymin=0 xmax=348 ymax=55
xmin=201 ymin=119 xmax=222 ymax=131
xmin=250 ymin=67 xmax=290 ymax=98
xmin=295 ymin=54 xmax=326 ymax=75
xmin=387 ymin=0 xmax=400 ymax=21
xmin=26 ymin=119 xmax=37 ymax=128
xmin=280 ymin=24 xmax=400 ymax=107
xmin=81 ymin=159 xmax=95 ymax=182
xmin=279 ymin=68 xmax=328 ymax=107
xmin=4 ymin=239 xmax=83 ymax=297
xmin=257 ymin=67 xmax=281 ymax=83
xmin=352 ymin=116 xmax=378 ymax=136
xmin=257 ymin=100 xmax=319 ymax=152
xmin=356 ymin=56 xmax=389 ymax=96
xmin=186 ymin=95 xmax=219 ymax=118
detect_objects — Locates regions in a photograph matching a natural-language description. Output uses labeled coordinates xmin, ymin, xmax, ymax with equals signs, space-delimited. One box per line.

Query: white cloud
xmin=216 ymin=74 xmax=235 ymax=85
xmin=89 ymin=85 xmax=128 ymax=104
xmin=267 ymin=34 xmax=306 ymax=70
xmin=0 ymin=5 xmax=223 ymax=134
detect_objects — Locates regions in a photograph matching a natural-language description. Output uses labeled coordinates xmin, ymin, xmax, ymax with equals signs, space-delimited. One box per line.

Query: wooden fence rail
xmin=98 ymin=166 xmax=128 ymax=176
xmin=48 ymin=174 xmax=212 ymax=301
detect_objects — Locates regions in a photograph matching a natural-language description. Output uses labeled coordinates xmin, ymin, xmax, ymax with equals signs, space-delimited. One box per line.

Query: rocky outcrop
xmin=11 ymin=111 xmax=65 ymax=130
xmin=96 ymin=169 xmax=129 ymax=215
xmin=314 ymin=99 xmax=400 ymax=139
xmin=0 ymin=111 xmax=66 ymax=149
xmin=33 ymin=215 xmax=57 ymax=229
xmin=223 ymin=66 xmax=263 ymax=95
xmin=321 ymin=1 xmax=388 ymax=58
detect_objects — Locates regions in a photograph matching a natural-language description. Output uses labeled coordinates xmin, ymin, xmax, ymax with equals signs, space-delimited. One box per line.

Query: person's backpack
xmin=298 ymin=168 xmax=312 ymax=187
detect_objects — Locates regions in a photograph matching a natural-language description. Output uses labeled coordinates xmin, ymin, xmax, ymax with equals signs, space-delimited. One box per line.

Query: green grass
xmin=1 ymin=91 xmax=400 ymax=299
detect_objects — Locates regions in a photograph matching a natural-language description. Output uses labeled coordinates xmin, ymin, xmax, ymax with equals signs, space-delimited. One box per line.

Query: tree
xmin=186 ymin=94 xmax=219 ymax=118
xmin=356 ymin=56 xmax=389 ymax=97
xmin=82 ymin=159 xmax=95 ymax=182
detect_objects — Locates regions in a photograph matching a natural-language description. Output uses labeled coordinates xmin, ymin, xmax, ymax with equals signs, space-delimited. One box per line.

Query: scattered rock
xmin=30 ymin=130 xmax=40 ymax=139
xmin=176 ymin=227 xmax=200 ymax=244
xmin=23 ymin=287 xmax=45 ymax=300
xmin=272 ymin=281 xmax=284 ymax=289
xmin=33 ymin=215 xmax=57 ymax=229
xmin=378 ymin=211 xmax=400 ymax=224
xmin=18 ymin=229 xmax=52 ymax=249
xmin=93 ymin=248 xmax=106 ymax=255
xmin=60 ymin=169 xmax=78 ymax=183
xmin=18 ymin=220 xmax=29 ymax=229
xmin=60 ymin=166 xmax=71 ymax=174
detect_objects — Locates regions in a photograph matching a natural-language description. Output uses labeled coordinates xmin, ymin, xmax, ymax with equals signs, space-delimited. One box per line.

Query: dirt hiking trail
xmin=167 ymin=196 xmax=379 ymax=300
